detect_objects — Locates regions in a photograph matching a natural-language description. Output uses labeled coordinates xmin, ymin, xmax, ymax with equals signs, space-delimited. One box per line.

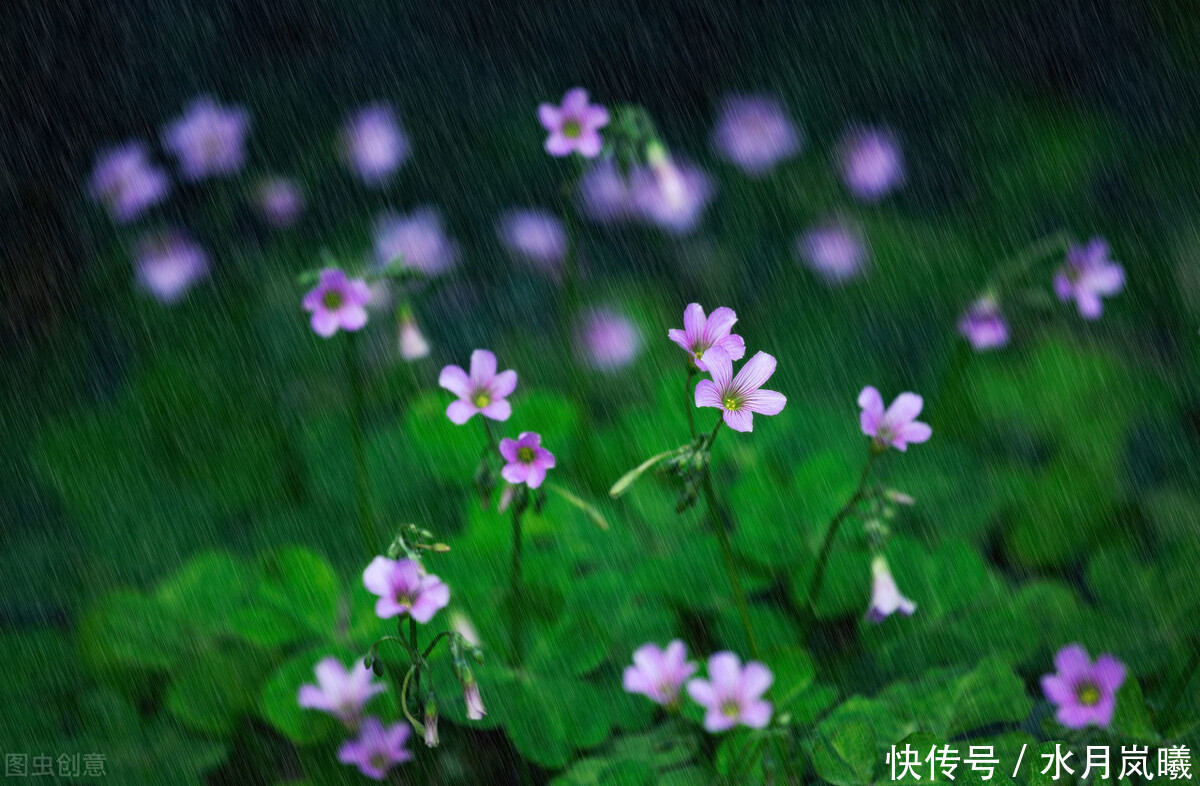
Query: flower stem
xmin=510 ymin=505 xmax=526 ymax=667
xmin=685 ymin=368 xmax=697 ymax=439
xmin=701 ymin=470 xmax=759 ymax=659
xmin=984 ymin=230 xmax=1073 ymax=296
xmin=407 ymin=617 xmax=421 ymax=704
xmin=346 ymin=333 xmax=374 ymax=555
xmin=802 ymin=449 xmax=878 ymax=618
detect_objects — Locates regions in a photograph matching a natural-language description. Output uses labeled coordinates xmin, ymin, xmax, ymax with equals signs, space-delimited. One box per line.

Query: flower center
xmin=692 ymin=344 xmax=706 ymax=358
xmin=396 ymin=592 xmax=415 ymax=609
xmin=1076 ymin=680 xmax=1101 ymax=706
xmin=473 ymin=391 xmax=491 ymax=408
xmin=518 ymin=447 xmax=535 ymax=463
xmin=370 ymin=752 xmax=388 ymax=771
xmin=722 ymin=395 xmax=742 ymax=411
xmin=562 ymin=120 xmax=582 ymax=138
xmin=720 ymin=700 xmax=741 ymax=718
xmin=322 ymin=289 xmax=344 ymax=310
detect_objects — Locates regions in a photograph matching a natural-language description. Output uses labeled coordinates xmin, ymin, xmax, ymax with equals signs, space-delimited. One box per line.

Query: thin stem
xmin=421 ymin=631 xmax=454 ymax=660
xmin=803 ymin=449 xmax=878 ymax=617
xmin=685 ymin=368 xmax=697 ymax=439
xmin=984 ymin=231 xmax=1073 ymax=296
xmin=510 ymin=505 xmax=526 ymax=667
xmin=399 ymin=665 xmax=422 ymax=729
xmin=1159 ymin=641 xmax=1200 ymax=732
xmin=408 ymin=617 xmax=420 ymax=703
xmin=346 ymin=334 xmax=374 ymax=555
xmin=700 ymin=471 xmax=759 ymax=659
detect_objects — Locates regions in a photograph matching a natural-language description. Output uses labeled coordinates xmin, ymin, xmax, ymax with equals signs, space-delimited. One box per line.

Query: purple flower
xmin=1041 ymin=644 xmax=1126 ymax=729
xmin=958 ymin=296 xmax=1010 ymax=351
xmin=694 ymin=352 xmax=787 ymax=433
xmin=461 ymin=670 xmax=486 ymax=720
xmin=499 ymin=432 xmax=556 ymax=489
xmin=857 ymin=386 xmax=931 ymax=452
xmin=710 ymin=94 xmax=802 ymax=177
xmin=423 ymin=700 xmax=439 ymax=748
xmin=838 ymin=127 xmax=904 ymax=202
xmin=256 ymin=176 xmax=304 ymax=228
xmin=622 ymin=640 xmax=697 ymax=709
xmin=686 ymin=652 xmax=773 ymax=733
xmin=134 ymin=231 xmax=209 ymax=304
xmin=577 ymin=308 xmax=643 ymax=371
xmin=865 ymin=556 xmax=916 ymax=623
xmin=88 ymin=143 xmax=169 ymax=222
xmin=668 ymin=303 xmax=746 ymax=372
xmin=302 ymin=268 xmax=371 ymax=338
xmin=342 ymin=104 xmax=410 ymax=186
xmin=538 ymin=88 xmax=609 ymax=158
xmin=1054 ymin=238 xmax=1125 ymax=320
xmin=337 ymin=717 xmax=412 ymax=781
xmin=297 ymin=657 xmax=386 ymax=727
xmin=629 ymin=158 xmax=715 ymax=235
xmin=439 ymin=349 xmax=517 ymax=424
xmin=374 ymin=208 xmax=459 ymax=276
xmin=796 ymin=219 xmax=869 ymax=284
xmin=162 ymin=97 xmax=250 ymax=180
xmin=362 ymin=557 xmax=450 ymax=623
xmin=578 ymin=160 xmax=635 ymax=223
xmin=498 ymin=209 xmax=567 ymax=270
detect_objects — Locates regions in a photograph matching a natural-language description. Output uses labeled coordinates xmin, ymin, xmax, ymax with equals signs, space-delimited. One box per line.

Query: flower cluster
xmin=623 ymin=642 xmax=773 ymax=734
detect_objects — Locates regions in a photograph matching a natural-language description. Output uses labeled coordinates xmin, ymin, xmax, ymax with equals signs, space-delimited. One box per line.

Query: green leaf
xmin=813 ymin=719 xmax=877 ymax=786
xmin=155 ymin=550 xmax=253 ymax=639
xmin=77 ymin=590 xmax=187 ymax=671
xmin=166 ymin=643 xmax=272 ymax=734
xmin=257 ymin=547 xmax=342 ymax=637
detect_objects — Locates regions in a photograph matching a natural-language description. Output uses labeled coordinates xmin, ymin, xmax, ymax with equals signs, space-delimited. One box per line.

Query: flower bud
xmin=423 ymin=697 xmax=439 ymax=747
xmin=460 ymin=668 xmax=487 ymax=720
xmin=397 ymin=312 xmax=430 ymax=361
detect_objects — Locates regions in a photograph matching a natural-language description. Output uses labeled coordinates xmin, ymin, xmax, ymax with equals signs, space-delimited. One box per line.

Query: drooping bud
xmin=423 ymin=697 xmax=439 ymax=748
xmin=460 ymin=668 xmax=487 ymax=720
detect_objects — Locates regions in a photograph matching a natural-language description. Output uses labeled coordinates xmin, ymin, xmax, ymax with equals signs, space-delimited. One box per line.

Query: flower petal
xmin=501 ymin=462 xmax=530 ymax=485
xmin=702 ymin=307 xmax=737 ymax=345
xmin=740 ymin=699 xmax=773 ymax=729
xmin=704 ymin=351 xmax=734 ymax=392
xmin=682 ymin=303 xmax=706 ymax=344
xmin=311 ymin=310 xmax=339 ymax=337
xmin=438 ymin=365 xmax=471 ymax=398
xmin=884 ymin=392 xmax=924 ymax=425
xmin=732 ymin=351 xmax=777 ymax=395
xmin=707 ymin=652 xmax=742 ymax=689
xmin=339 ymin=306 xmax=368 ymax=332
xmin=446 ymin=400 xmax=477 ymax=425
xmin=900 ymin=421 xmax=932 ymax=445
xmin=1054 ymin=644 xmax=1091 ymax=678
xmin=469 ymin=349 xmax=497 ymax=386
xmin=490 ymin=369 xmax=518 ymax=399
xmin=481 ymin=399 xmax=512 ymax=421
xmin=537 ymin=104 xmax=561 ymax=132
xmin=745 ymin=389 xmax=786 ymax=416
xmin=363 ymin=557 xmax=396 ymax=598
xmin=739 ymin=662 xmax=774 ymax=699
xmin=694 ymin=379 xmax=723 ymax=409
xmin=498 ymin=437 xmax=520 ymax=463
xmin=724 ymin=409 xmax=754 ymax=432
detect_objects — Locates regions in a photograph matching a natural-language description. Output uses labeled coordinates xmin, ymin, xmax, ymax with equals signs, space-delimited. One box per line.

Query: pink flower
xmin=577 ymin=160 xmax=635 ymax=223
xmin=337 ymin=717 xmax=412 ymax=780
xmin=499 ymin=432 xmax=556 ymax=489
xmin=538 ymin=88 xmax=609 ymax=158
xmin=162 ymin=97 xmax=250 ymax=180
xmin=668 ymin=303 xmax=746 ymax=372
xmin=710 ymin=94 xmax=802 ymax=177
xmin=134 ymin=230 xmax=209 ymax=304
xmin=622 ymin=640 xmax=697 ymax=708
xmin=497 ymin=209 xmax=567 ymax=270
xmin=857 ymin=386 xmax=931 ymax=452
xmin=865 ymin=555 xmax=916 ymax=623
xmin=1041 ymin=644 xmax=1126 ymax=729
xmin=694 ymin=352 xmax=787 ymax=433
xmin=577 ymin=309 xmax=643 ymax=371
xmin=302 ymin=268 xmax=371 ymax=338
xmin=796 ymin=219 xmax=869 ymax=284
xmin=439 ymin=349 xmax=517 ymax=424
xmin=1054 ymin=238 xmax=1124 ymax=320
xmin=297 ymin=657 xmax=386 ymax=727
xmin=958 ymin=296 xmax=1010 ymax=351
xmin=686 ymin=652 xmax=773 ymax=733
xmin=374 ymin=208 xmax=459 ymax=276
xmin=629 ymin=158 xmax=715 ymax=235
xmin=838 ymin=127 xmax=904 ymax=202
xmin=88 ymin=142 xmax=169 ymax=222
xmin=342 ymin=104 xmax=410 ymax=186
xmin=256 ymin=176 xmax=304 ymax=228
xmin=362 ymin=557 xmax=450 ymax=623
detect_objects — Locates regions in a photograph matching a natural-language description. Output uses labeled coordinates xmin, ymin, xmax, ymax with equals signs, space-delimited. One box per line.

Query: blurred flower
xmin=538 ymin=87 xmax=609 ymax=158
xmin=577 ymin=308 xmax=643 ymax=371
xmin=1041 ymin=644 xmax=1126 ymax=729
xmin=622 ymin=640 xmax=697 ymax=709
xmin=255 ymin=176 xmax=304 ymax=228
xmin=302 ymin=268 xmax=371 ymax=338
xmin=838 ymin=127 xmax=904 ymax=202
xmin=450 ymin=611 xmax=481 ymax=647
xmin=668 ymin=303 xmax=746 ymax=372
xmin=374 ymin=207 xmax=459 ymax=275
xmin=958 ymin=295 xmax=1010 ymax=351
xmin=297 ymin=657 xmax=386 ymax=727
xmin=857 ymin=386 xmax=931 ymax=452
xmin=423 ymin=699 xmax=439 ymax=748
xmin=362 ymin=557 xmax=450 ymax=623
xmin=865 ymin=555 xmax=916 ymax=623
xmin=694 ymin=352 xmax=787 ymax=433
xmin=88 ymin=142 xmax=169 ymax=222
xmin=710 ymin=94 xmax=802 ymax=176
xmin=630 ymin=158 xmax=714 ymax=234
xmin=337 ymin=717 xmax=412 ymax=780
xmin=162 ymin=97 xmax=250 ymax=180
xmin=439 ymin=349 xmax=517 ymax=424
xmin=134 ymin=230 xmax=209 ymax=304
xmin=497 ymin=208 xmax=567 ymax=270
xmin=686 ymin=652 xmax=773 ymax=733
xmin=796 ymin=219 xmax=869 ymax=284
xmin=342 ymin=104 xmax=410 ymax=186
xmin=1054 ymin=238 xmax=1124 ymax=320
xmin=577 ymin=160 xmax=635 ymax=223
xmin=397 ymin=312 xmax=430 ymax=360
xmin=499 ymin=432 xmax=556 ymax=489
xmin=461 ymin=670 xmax=486 ymax=720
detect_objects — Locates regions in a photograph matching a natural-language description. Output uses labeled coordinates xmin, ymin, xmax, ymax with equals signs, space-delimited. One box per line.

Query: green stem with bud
xmin=803 ymin=448 xmax=878 ymax=619
xmin=346 ymin=333 xmax=375 ymax=556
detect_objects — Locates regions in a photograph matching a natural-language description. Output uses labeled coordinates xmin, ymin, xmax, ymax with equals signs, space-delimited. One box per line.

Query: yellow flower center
xmin=563 ymin=120 xmax=582 ymax=138
xmin=723 ymin=395 xmax=742 ymax=411
xmin=720 ymin=700 xmax=740 ymax=718
xmin=473 ymin=392 xmax=491 ymax=408
xmin=518 ymin=447 xmax=534 ymax=463
xmin=322 ymin=290 xmax=343 ymax=310
xmin=1076 ymin=680 xmax=1101 ymax=706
